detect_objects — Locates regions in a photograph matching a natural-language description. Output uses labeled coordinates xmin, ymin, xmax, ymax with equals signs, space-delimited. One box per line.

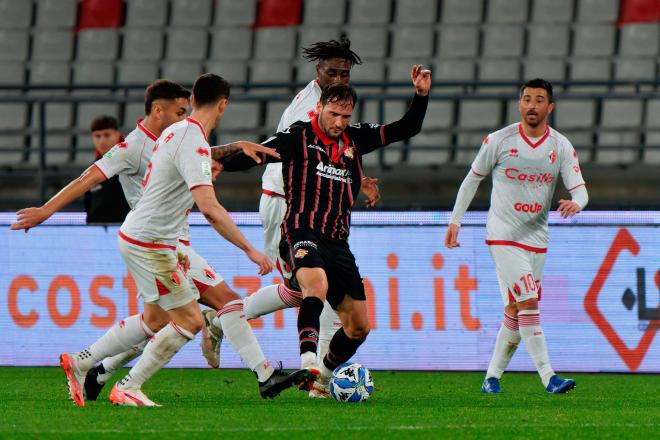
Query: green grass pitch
xmin=0 ymin=367 xmax=658 ymax=439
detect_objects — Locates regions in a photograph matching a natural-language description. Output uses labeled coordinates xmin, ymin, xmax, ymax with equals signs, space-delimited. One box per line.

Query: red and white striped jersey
xmin=261 ymin=80 xmax=322 ymax=195
xmin=472 ymin=123 xmax=585 ymax=251
xmin=120 ymin=117 xmax=212 ymax=247
xmin=94 ymin=119 xmax=157 ymax=209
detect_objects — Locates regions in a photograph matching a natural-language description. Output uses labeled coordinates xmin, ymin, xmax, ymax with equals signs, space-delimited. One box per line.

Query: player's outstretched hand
xmin=557 ymin=199 xmax=581 ymax=218
xmin=236 ymin=141 xmax=280 ymax=164
xmin=410 ymin=64 xmax=431 ymax=96
xmin=211 ymin=160 xmax=222 ymax=181
xmin=246 ymin=247 xmax=273 ymax=276
xmin=360 ymin=176 xmax=380 ymax=208
xmin=444 ymin=223 xmax=461 ymax=248
xmin=10 ymin=207 xmax=51 ymax=232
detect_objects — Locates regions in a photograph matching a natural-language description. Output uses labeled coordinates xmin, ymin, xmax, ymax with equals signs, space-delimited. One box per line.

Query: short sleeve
xmin=94 ymin=141 xmax=134 ymax=179
xmin=176 ymin=142 xmax=213 ymax=190
xmin=348 ymin=123 xmax=386 ymax=155
xmin=559 ymin=138 xmax=585 ymax=192
xmin=471 ymin=135 xmax=498 ymax=177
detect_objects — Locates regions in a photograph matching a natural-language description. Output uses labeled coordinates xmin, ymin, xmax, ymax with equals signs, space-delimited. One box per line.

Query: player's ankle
xmin=300 ymin=352 xmax=317 ymax=370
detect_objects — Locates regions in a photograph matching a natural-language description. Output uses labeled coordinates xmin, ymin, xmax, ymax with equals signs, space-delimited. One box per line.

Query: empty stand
xmin=165 ymin=29 xmax=208 ymax=61
xmin=35 ymin=0 xmax=78 ymax=28
xmin=0 ymin=0 xmax=32 ymax=28
xmin=209 ymin=27 xmax=253 ymax=60
xmin=303 ymin=0 xmax=346 ymax=25
xmin=171 ymin=0 xmax=212 ymax=27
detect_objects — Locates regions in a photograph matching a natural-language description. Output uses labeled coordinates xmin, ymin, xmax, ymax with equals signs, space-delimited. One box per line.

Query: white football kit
xmin=451 ymin=123 xmax=587 ymax=305
xmin=95 ymin=119 xmax=222 ymax=300
xmin=118 ymin=118 xmax=217 ymax=309
xmin=260 ymin=80 xmax=321 ymax=264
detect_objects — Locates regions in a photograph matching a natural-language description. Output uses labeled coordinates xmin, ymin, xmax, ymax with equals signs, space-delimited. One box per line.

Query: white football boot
xmin=201 ymin=308 xmax=223 ymax=368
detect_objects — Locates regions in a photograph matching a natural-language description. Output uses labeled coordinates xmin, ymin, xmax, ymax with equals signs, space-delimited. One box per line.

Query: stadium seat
xmin=0 ymin=30 xmax=29 ymax=61
xmin=72 ymin=62 xmax=115 ymax=86
xmin=217 ymin=102 xmax=260 ymax=130
xmin=31 ymin=30 xmax=74 ymax=61
xmin=165 ymin=29 xmax=208 ymax=61
xmin=0 ymin=0 xmax=32 ymax=28
xmin=123 ymin=102 xmax=145 ymax=129
xmin=441 ymin=0 xmax=483 ymax=24
xmin=573 ymin=24 xmax=616 ymax=56
xmin=294 ymin=60 xmax=317 ymax=83
xmin=644 ymin=99 xmax=660 ymax=164
xmin=391 ymin=27 xmax=434 ymax=58
xmin=481 ymin=25 xmax=525 ymax=57
xmin=619 ymin=24 xmax=660 ymax=56
xmin=597 ymin=99 xmax=643 ymax=164
xmin=78 ymin=0 xmax=124 ymax=30
xmin=436 ymin=25 xmax=479 ymax=57
xmin=506 ymin=99 xmax=521 ymax=125
xmin=209 ymin=28 xmax=253 ymax=60
xmin=569 ymin=58 xmax=611 ymax=91
xmin=408 ymin=133 xmax=452 ymax=166
xmin=0 ymin=135 xmax=27 ymax=165
xmin=456 ymin=100 xmax=502 ymax=163
xmin=297 ymin=26 xmax=342 ymax=59
xmin=387 ymin=59 xmax=430 ymax=91
xmin=122 ymin=29 xmax=164 ymax=61
xmin=523 ymin=59 xmax=567 ymax=82
xmin=432 ymin=59 xmax=475 ymax=92
xmin=254 ymin=27 xmax=297 ymax=60
xmin=265 ymin=100 xmax=291 ymax=129
xmin=554 ymin=99 xmax=596 ymax=129
xmin=394 ymin=0 xmax=438 ymax=24
xmin=0 ymin=62 xmax=25 ymax=88
xmin=214 ymin=0 xmax=258 ymax=26
xmin=249 ymin=60 xmax=293 ymax=94
xmin=576 ymin=0 xmax=620 ymax=22
xmin=205 ymin=61 xmax=249 ymax=84
xmin=527 ymin=24 xmax=570 ymax=57
xmin=559 ymin=130 xmax=594 ymax=162
xmin=0 ymin=103 xmax=28 ymax=131
xmin=77 ymin=29 xmax=119 ymax=61
xmin=347 ymin=60 xmax=386 ymax=93
xmin=29 ymin=61 xmax=70 ymax=86
xmin=35 ymin=0 xmax=77 ymax=28
xmin=487 ymin=0 xmax=529 ymax=23
xmin=215 ymin=130 xmax=261 ymax=145
xmin=531 ymin=0 xmax=575 ymax=23
xmin=478 ymin=59 xmax=520 ymax=93
xmin=160 ymin=61 xmax=202 ymax=85
xmin=125 ymin=0 xmax=168 ymax=27
xmin=31 ymin=102 xmax=74 ymax=165
xmin=344 ymin=26 xmax=389 ymax=59
xmin=613 ymin=58 xmax=657 ymax=90
xmin=424 ymin=100 xmax=455 ymax=130
xmin=348 ymin=0 xmax=393 ymax=25
xmin=117 ymin=62 xmax=160 ymax=85
xmin=171 ymin=0 xmax=212 ymax=27
xmin=303 ymin=0 xmax=347 ymax=25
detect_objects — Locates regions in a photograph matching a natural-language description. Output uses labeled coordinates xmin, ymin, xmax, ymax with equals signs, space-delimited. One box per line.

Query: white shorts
xmin=177 ymin=241 xmax=223 ymax=296
xmin=259 ymin=192 xmax=288 ymax=275
xmin=118 ymin=234 xmax=199 ymax=311
xmin=488 ymin=244 xmax=546 ymax=306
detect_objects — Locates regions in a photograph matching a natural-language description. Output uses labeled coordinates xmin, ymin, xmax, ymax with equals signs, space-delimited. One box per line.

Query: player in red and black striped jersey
xmin=220 ymin=65 xmax=431 ymax=392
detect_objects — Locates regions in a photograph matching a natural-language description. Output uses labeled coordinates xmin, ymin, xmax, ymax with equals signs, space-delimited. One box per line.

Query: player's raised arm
xmin=191 ymin=185 xmax=272 ymax=275
xmin=211 ymin=140 xmax=281 ymax=165
xmin=11 ymin=164 xmax=107 ymax=231
xmin=218 ymin=128 xmax=299 ymax=172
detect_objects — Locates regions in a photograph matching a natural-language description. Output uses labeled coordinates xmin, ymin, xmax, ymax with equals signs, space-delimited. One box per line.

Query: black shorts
xmin=280 ymin=229 xmax=366 ymax=309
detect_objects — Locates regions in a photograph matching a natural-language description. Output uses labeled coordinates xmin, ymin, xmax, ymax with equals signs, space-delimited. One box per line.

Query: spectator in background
xmin=84 ymin=116 xmax=130 ymax=223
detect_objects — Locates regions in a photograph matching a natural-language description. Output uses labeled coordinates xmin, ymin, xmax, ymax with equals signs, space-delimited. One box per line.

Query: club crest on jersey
xmin=204 ymin=269 xmax=216 ymax=280
xmin=344 ymin=146 xmax=355 ymax=159
xmin=170 ymin=272 xmax=181 ymax=285
xmin=509 ymin=148 xmax=518 ymax=157
xmin=548 ymin=150 xmax=557 ymax=164
xmin=295 ymin=249 xmax=308 ymax=259
xmin=196 ymin=147 xmax=210 ymax=157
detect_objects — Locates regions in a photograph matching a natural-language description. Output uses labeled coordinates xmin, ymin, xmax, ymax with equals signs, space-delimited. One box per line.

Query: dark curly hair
xmin=302 ymin=36 xmax=362 ymax=66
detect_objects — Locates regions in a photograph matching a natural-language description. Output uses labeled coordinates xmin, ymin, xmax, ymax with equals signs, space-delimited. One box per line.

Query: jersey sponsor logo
xmin=295 ymin=249 xmax=308 ymax=259
xmin=504 ymin=168 xmax=554 ymax=184
xmin=163 ymin=132 xmax=174 ymax=143
xmin=196 ymin=147 xmax=210 ymax=157
xmin=509 ymin=148 xmax=518 ymax=157
xmin=316 ymin=162 xmax=352 ymax=183
xmin=514 ymin=202 xmax=543 ymax=213
xmin=548 ymin=150 xmax=557 ymax=164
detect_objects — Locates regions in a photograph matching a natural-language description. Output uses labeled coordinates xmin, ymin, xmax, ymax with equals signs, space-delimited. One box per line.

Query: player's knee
xmin=504 ymin=303 xmax=518 ymax=317
xmin=144 ymin=313 xmax=169 ymax=332
xmin=345 ymin=324 xmax=370 ymax=341
xmin=185 ymin=313 xmax=205 ymax=334
xmin=304 ymin=279 xmax=328 ymax=299
xmin=517 ymin=297 xmax=539 ymax=311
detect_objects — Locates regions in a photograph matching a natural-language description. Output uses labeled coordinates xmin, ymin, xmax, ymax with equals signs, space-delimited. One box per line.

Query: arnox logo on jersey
xmin=316 ymin=162 xmax=352 ymax=183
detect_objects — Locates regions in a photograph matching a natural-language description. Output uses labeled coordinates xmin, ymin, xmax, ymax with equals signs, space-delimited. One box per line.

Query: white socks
xmin=213 ymin=299 xmax=274 ymax=382
xmin=518 ymin=309 xmax=555 ymax=387
xmin=242 ymin=284 xmax=302 ymax=320
xmin=118 ymin=322 xmax=193 ymax=390
xmin=78 ymin=314 xmax=154 ymax=372
xmin=318 ymin=302 xmax=342 ymax=363
xmin=98 ymin=341 xmax=148 ymax=383
xmin=485 ymin=313 xmax=521 ymax=379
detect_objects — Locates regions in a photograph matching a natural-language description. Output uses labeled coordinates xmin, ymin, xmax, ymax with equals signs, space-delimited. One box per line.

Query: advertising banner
xmin=1 ymin=212 xmax=658 ymax=372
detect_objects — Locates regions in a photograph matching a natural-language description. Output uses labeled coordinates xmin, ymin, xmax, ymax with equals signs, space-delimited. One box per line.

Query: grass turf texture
xmin=0 ymin=367 xmax=658 ymax=439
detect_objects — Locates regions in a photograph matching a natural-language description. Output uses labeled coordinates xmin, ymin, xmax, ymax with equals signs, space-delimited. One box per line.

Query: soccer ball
xmin=329 ymin=363 xmax=374 ymax=403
